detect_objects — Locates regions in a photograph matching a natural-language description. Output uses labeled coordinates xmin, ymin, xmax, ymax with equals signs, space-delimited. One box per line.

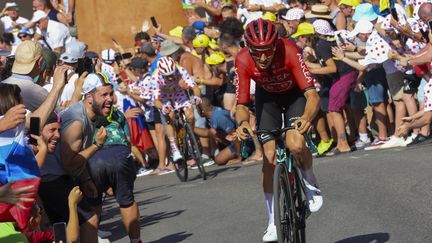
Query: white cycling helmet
xmin=157 ymin=56 xmax=177 ymax=76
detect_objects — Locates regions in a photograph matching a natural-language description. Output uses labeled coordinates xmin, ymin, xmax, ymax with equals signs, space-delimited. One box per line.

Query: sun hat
xmin=291 ymin=22 xmax=315 ymax=38
xmin=352 ymin=3 xmax=379 ymax=22
xmin=60 ymin=40 xmax=86 ymax=63
xmin=347 ymin=19 xmax=374 ymax=38
xmin=159 ymin=40 xmax=181 ymax=56
xmin=338 ymin=0 xmax=361 ymax=7
xmin=30 ymin=10 xmax=48 ymax=23
xmin=305 ymin=5 xmax=333 ymax=20
xmin=205 ymin=52 xmax=225 ymax=65
xmin=283 ymin=8 xmax=305 ymax=21
xmin=12 ymin=41 xmax=42 ymax=74
xmin=193 ymin=34 xmax=210 ymax=48
xmin=82 ymin=72 xmax=111 ymax=95
xmin=313 ymin=19 xmax=335 ymax=36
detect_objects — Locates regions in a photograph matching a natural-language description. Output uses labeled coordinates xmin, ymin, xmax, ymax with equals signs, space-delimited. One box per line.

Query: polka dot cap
xmin=313 ymin=19 xmax=335 ymax=36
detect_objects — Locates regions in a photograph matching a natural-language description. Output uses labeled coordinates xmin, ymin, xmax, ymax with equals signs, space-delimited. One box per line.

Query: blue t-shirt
xmin=210 ymin=107 xmax=236 ymax=134
xmin=149 ymin=54 xmax=162 ymax=75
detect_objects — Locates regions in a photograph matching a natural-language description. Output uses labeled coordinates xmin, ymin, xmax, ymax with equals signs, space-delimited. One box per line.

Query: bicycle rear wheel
xmin=184 ymin=123 xmax=206 ymax=180
xmin=273 ymin=163 xmax=299 ymax=243
xmin=174 ymin=130 xmax=188 ymax=182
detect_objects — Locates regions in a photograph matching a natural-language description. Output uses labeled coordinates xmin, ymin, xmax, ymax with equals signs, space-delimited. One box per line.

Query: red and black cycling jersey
xmin=234 ymin=38 xmax=316 ymax=105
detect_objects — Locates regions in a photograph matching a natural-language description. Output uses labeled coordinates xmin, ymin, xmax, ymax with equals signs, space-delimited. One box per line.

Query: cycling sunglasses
xmin=249 ymin=46 xmax=276 ymax=59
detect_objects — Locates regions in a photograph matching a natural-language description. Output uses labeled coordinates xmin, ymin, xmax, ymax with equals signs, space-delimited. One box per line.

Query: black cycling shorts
xmin=39 ymin=175 xmax=96 ymax=225
xmin=255 ymin=87 xmax=306 ymax=144
xmin=87 ymin=145 xmax=137 ymax=207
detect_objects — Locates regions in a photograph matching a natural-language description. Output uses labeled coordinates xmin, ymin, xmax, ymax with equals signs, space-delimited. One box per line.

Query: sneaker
xmin=262 ymin=224 xmax=278 ymax=242
xmin=404 ymin=133 xmax=418 ymax=146
xmin=355 ymin=138 xmax=371 ymax=150
xmin=136 ymin=167 xmax=154 ymax=177
xmin=364 ymin=138 xmax=388 ymax=151
xmin=98 ymin=236 xmax=111 ymax=243
xmin=98 ymin=229 xmax=112 ymax=238
xmin=303 ymin=180 xmax=323 ymax=213
xmin=201 ymin=155 xmax=215 ymax=167
xmin=380 ymin=135 xmax=406 ymax=149
xmin=172 ymin=150 xmax=184 ymax=163
xmin=158 ymin=168 xmax=175 ymax=175
xmin=407 ymin=134 xmax=432 ymax=146
xmin=317 ymin=138 xmax=334 ymax=155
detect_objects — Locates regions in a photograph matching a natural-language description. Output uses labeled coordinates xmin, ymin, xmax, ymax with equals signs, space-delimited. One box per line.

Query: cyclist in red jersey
xmin=235 ymin=18 xmax=323 ymax=242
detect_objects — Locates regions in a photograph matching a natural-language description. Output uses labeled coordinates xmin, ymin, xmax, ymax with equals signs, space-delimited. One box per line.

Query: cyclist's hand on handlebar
xmin=295 ymin=117 xmax=311 ymax=134
xmin=236 ymin=121 xmax=253 ymax=141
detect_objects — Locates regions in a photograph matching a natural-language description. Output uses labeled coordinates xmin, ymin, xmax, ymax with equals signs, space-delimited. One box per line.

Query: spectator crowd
xmin=0 ymin=0 xmax=432 ymax=242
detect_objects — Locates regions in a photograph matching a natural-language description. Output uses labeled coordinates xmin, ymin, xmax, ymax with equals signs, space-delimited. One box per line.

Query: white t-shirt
xmin=0 ymin=16 xmax=29 ymax=46
xmin=60 ymin=71 xmax=79 ymax=103
xmin=41 ymin=20 xmax=73 ymax=50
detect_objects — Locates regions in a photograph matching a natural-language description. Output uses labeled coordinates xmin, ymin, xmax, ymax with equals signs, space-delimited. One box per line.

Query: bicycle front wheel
xmin=184 ymin=123 xmax=206 ymax=180
xmin=273 ymin=163 xmax=299 ymax=243
xmin=174 ymin=132 xmax=188 ymax=182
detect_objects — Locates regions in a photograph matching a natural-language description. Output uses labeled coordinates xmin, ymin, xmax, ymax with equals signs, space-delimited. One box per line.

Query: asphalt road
xmin=100 ymin=143 xmax=432 ymax=243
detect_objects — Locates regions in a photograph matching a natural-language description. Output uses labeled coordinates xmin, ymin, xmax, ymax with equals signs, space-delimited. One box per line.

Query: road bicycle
xmin=242 ymin=121 xmax=317 ymax=243
xmin=169 ymin=108 xmax=206 ymax=182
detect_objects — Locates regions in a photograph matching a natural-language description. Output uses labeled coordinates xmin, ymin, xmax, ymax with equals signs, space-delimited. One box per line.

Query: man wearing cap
xmin=58 ymin=40 xmax=86 ymax=107
xmin=0 ymin=2 xmax=29 ymax=46
xmin=281 ymin=8 xmax=305 ymax=37
xmin=2 ymin=41 xmax=68 ymax=127
xmin=31 ymin=10 xmax=72 ymax=53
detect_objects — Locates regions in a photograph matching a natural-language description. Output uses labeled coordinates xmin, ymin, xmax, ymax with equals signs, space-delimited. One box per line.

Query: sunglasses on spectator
xmin=18 ymin=34 xmax=28 ymax=39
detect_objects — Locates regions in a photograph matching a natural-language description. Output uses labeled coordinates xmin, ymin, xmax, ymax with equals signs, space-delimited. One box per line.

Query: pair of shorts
xmin=403 ymin=73 xmax=421 ymax=94
xmin=386 ymin=71 xmax=404 ymax=101
xmin=255 ymin=87 xmax=306 ymax=144
xmin=39 ymin=175 xmax=95 ymax=225
xmin=87 ymin=145 xmax=137 ymax=207
xmin=317 ymin=77 xmax=331 ymax=112
xmin=365 ymin=67 xmax=388 ymax=104
xmin=328 ymin=71 xmax=357 ymax=112
xmin=350 ymin=88 xmax=368 ymax=109
xmin=417 ymin=78 xmax=429 ymax=102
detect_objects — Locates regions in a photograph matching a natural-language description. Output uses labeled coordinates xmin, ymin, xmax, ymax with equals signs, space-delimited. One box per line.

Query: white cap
xmin=82 ymin=72 xmax=111 ymax=95
xmin=30 ymin=10 xmax=48 ymax=23
xmin=5 ymin=2 xmax=18 ymax=9
xmin=348 ymin=19 xmax=374 ymax=38
xmin=101 ymin=48 xmax=116 ymax=64
xmin=283 ymin=8 xmax=305 ymax=21
xmin=313 ymin=19 xmax=335 ymax=36
xmin=60 ymin=40 xmax=86 ymax=63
